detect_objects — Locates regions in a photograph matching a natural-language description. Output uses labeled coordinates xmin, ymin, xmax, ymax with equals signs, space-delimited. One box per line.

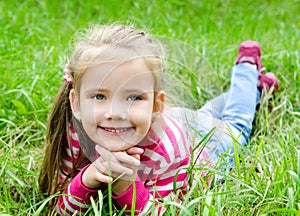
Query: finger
xmin=93 ymin=158 xmax=109 ymax=175
xmin=95 ymin=145 xmax=118 ymax=163
xmin=95 ymin=171 xmax=113 ymax=183
xmin=131 ymin=154 xmax=140 ymax=160
xmin=96 ymin=145 xmax=140 ymax=166
xmin=94 ymin=155 xmax=134 ymax=176
xmin=126 ymin=147 xmax=144 ymax=155
xmin=95 ymin=145 xmax=110 ymax=157
xmin=113 ymin=151 xmax=140 ymax=166
xmin=112 ymin=172 xmax=135 ymax=181
xmin=102 ymin=161 xmax=133 ymax=175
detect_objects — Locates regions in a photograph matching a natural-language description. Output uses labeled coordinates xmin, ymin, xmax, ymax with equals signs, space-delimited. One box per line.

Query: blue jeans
xmin=167 ymin=63 xmax=260 ymax=169
xmin=195 ymin=63 xmax=260 ymax=167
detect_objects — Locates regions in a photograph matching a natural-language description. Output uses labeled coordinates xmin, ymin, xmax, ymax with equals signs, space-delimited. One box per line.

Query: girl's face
xmin=70 ymin=59 xmax=165 ymax=152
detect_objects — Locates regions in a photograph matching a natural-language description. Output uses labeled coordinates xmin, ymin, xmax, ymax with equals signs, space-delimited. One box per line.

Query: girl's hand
xmin=82 ymin=162 xmax=113 ymax=189
xmin=94 ymin=145 xmax=143 ymax=179
xmin=112 ymin=153 xmax=142 ymax=195
xmin=94 ymin=145 xmax=143 ymax=194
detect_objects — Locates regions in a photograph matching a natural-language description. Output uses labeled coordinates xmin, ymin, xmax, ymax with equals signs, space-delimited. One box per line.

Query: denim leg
xmin=197 ymin=93 xmax=227 ymax=120
xmin=195 ymin=63 xmax=260 ymax=167
xmin=222 ymin=63 xmax=260 ymax=142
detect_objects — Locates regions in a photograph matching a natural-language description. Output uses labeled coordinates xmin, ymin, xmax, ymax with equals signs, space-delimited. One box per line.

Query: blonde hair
xmin=69 ymin=24 xmax=164 ymax=92
xmin=39 ymin=24 xmax=165 ymax=199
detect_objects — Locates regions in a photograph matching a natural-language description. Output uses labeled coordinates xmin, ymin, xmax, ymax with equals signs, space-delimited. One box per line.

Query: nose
xmin=104 ymin=102 xmax=128 ymax=120
xmin=104 ymin=112 xmax=127 ymax=120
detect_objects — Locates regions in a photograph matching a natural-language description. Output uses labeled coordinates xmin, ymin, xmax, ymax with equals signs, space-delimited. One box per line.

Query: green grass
xmin=1 ymin=0 xmax=299 ymax=215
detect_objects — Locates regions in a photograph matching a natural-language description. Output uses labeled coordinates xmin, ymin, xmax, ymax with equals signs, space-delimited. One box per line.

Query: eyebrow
xmin=83 ymin=88 xmax=109 ymax=94
xmin=122 ymin=88 xmax=154 ymax=93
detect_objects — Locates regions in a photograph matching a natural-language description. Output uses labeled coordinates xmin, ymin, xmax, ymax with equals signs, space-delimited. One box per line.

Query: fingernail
xmin=139 ymin=148 xmax=144 ymax=154
xmin=134 ymin=160 xmax=140 ymax=166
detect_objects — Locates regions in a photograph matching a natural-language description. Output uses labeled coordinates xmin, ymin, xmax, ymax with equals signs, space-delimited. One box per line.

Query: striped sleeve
xmin=58 ymin=127 xmax=80 ymax=182
xmin=56 ymin=127 xmax=101 ymax=215
xmin=56 ymin=164 xmax=99 ymax=215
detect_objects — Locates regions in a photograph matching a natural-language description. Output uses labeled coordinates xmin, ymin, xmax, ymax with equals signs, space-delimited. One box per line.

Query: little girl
xmin=39 ymin=24 xmax=278 ymax=215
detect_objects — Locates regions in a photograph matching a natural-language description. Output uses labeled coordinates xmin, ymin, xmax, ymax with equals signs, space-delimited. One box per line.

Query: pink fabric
xmin=112 ymin=177 xmax=150 ymax=215
xmin=56 ymin=164 xmax=100 ymax=214
xmin=63 ymin=63 xmax=73 ymax=85
xmin=55 ymin=114 xmax=210 ymax=215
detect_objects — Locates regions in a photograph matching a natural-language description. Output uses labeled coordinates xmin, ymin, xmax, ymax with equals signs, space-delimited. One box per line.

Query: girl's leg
xmin=196 ymin=41 xmax=263 ymax=168
xmin=195 ymin=41 xmax=279 ymax=174
xmin=196 ymin=63 xmax=260 ymax=167
xmin=222 ymin=63 xmax=260 ymax=143
xmin=197 ymin=93 xmax=228 ymax=120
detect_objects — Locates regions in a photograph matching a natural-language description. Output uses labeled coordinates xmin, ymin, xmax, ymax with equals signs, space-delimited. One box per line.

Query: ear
xmin=69 ymin=89 xmax=81 ymax=121
xmin=153 ymin=91 xmax=166 ymax=113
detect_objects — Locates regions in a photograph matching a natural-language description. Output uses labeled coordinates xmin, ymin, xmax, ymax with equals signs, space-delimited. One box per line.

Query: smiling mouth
xmin=99 ymin=126 xmax=134 ymax=133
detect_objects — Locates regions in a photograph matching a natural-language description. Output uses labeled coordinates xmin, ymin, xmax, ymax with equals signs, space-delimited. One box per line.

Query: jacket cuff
xmin=112 ymin=177 xmax=150 ymax=213
xmin=71 ymin=164 xmax=106 ymax=202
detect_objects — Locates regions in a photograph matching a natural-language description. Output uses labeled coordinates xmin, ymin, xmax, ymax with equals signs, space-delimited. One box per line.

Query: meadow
xmin=0 ymin=0 xmax=299 ymax=215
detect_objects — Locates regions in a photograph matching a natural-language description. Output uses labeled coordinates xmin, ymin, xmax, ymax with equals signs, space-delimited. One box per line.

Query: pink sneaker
xmin=236 ymin=40 xmax=279 ymax=93
xmin=235 ymin=40 xmax=265 ymax=73
xmin=258 ymin=72 xmax=279 ymax=92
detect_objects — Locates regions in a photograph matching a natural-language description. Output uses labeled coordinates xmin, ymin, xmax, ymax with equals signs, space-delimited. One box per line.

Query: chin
xmin=98 ymin=142 xmax=131 ymax=152
xmin=96 ymin=136 xmax=144 ymax=151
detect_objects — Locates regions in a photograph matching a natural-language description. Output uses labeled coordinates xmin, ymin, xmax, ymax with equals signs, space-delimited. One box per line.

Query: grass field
xmin=0 ymin=0 xmax=299 ymax=215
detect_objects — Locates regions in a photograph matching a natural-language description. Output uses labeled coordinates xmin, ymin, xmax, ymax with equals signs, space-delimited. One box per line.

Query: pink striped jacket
xmin=56 ymin=110 xmax=210 ymax=215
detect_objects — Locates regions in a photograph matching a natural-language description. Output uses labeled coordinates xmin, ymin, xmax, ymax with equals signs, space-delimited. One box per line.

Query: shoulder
xmin=138 ymin=112 xmax=191 ymax=182
xmin=140 ymin=111 xmax=191 ymax=163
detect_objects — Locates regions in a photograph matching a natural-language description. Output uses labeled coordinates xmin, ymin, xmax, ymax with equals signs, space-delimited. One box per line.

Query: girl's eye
xmin=128 ymin=95 xmax=142 ymax=101
xmin=92 ymin=94 xmax=106 ymax=100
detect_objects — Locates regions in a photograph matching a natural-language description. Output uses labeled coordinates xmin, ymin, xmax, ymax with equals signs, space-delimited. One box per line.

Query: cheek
xmin=80 ymin=101 xmax=103 ymax=123
xmin=129 ymin=103 xmax=153 ymax=126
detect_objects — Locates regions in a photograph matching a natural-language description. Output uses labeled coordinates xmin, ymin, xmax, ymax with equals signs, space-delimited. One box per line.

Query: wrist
xmin=112 ymin=178 xmax=150 ymax=212
xmin=112 ymin=179 xmax=133 ymax=195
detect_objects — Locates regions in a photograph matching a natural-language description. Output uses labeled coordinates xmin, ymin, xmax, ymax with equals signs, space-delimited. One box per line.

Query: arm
xmin=55 ymin=127 xmax=107 ymax=215
xmin=91 ymin=145 xmax=162 ymax=215
xmin=56 ymin=164 xmax=103 ymax=215
xmin=57 ymin=143 xmax=142 ymax=215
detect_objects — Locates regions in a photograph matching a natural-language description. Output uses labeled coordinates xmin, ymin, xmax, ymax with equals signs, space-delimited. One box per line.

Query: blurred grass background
xmin=0 ymin=0 xmax=299 ymax=215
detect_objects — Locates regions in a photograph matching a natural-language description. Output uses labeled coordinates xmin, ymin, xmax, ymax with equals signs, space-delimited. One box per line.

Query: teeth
xmin=104 ymin=128 xmax=131 ymax=133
